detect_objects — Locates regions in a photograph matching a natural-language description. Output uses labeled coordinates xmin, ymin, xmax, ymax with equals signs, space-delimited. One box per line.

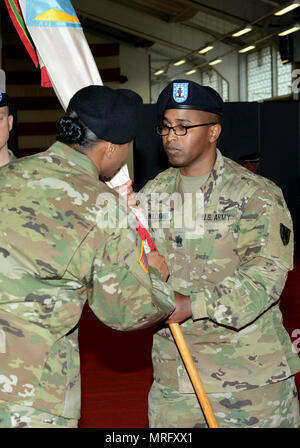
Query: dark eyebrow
xmin=176 ymin=118 xmax=192 ymax=124
xmin=163 ymin=116 xmax=192 ymax=124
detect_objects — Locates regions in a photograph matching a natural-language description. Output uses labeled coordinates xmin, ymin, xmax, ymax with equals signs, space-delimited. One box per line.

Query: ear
xmin=209 ymin=123 xmax=221 ymax=143
xmin=104 ymin=142 xmax=116 ymax=159
xmin=8 ymin=114 xmax=13 ymax=132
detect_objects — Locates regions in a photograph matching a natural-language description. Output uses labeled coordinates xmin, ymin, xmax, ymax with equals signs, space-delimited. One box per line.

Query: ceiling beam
xmin=170 ymin=0 xmax=250 ymax=26
xmin=110 ymin=0 xmax=169 ymax=22
xmin=258 ymin=0 xmax=280 ymax=6
xmin=182 ymin=22 xmax=245 ymax=49
xmin=76 ymin=8 xmax=194 ymax=53
xmin=168 ymin=7 xmax=199 ymax=23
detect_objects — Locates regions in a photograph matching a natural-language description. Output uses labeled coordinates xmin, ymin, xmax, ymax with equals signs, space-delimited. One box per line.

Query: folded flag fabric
xmin=106 ymin=165 xmax=157 ymax=253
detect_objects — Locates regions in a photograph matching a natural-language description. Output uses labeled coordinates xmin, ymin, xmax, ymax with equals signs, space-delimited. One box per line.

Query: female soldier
xmin=0 ymin=85 xmax=174 ymax=428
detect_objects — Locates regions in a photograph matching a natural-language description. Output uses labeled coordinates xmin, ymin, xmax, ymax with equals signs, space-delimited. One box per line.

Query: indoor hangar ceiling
xmin=73 ymin=0 xmax=300 ymax=80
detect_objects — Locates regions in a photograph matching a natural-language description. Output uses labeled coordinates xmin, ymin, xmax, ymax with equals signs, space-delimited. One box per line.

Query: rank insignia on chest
xmin=280 ymin=223 xmax=291 ymax=246
xmin=175 ymin=235 xmax=183 ymax=247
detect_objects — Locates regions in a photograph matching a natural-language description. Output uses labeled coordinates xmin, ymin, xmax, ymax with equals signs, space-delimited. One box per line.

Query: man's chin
xmin=166 ymin=155 xmax=185 ymax=167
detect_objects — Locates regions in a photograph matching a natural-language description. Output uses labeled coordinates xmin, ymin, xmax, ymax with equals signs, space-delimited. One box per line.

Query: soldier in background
xmin=0 ymin=85 xmax=174 ymax=428
xmin=239 ymin=152 xmax=261 ymax=174
xmin=140 ymin=79 xmax=300 ymax=428
xmin=0 ymin=91 xmax=15 ymax=166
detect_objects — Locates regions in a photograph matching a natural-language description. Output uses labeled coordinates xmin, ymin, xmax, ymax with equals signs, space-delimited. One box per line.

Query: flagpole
xmin=169 ymin=322 xmax=219 ymax=428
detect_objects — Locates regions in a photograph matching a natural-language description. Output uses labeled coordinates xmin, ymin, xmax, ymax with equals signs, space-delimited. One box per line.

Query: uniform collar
xmin=200 ymin=148 xmax=225 ymax=204
xmin=8 ymin=149 xmax=16 ymax=161
xmin=174 ymin=148 xmax=225 ymax=204
xmin=47 ymin=141 xmax=99 ymax=179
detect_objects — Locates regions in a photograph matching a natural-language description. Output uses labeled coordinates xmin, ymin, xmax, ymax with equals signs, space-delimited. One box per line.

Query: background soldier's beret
xmin=0 ymin=91 xmax=10 ymax=108
xmin=157 ymin=79 xmax=224 ymax=119
xmin=239 ymin=152 xmax=261 ymax=164
xmin=68 ymin=85 xmax=143 ymax=144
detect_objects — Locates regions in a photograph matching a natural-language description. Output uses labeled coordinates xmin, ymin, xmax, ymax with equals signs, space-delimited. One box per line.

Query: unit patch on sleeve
xmin=280 ymin=223 xmax=291 ymax=246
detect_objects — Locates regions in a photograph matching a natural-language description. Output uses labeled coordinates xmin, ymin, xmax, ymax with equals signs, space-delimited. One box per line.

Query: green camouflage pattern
xmin=0 ymin=141 xmax=175 ymax=420
xmin=148 ymin=377 xmax=300 ymax=428
xmin=141 ymin=149 xmax=300 ymax=399
xmin=7 ymin=149 xmax=16 ymax=162
xmin=0 ymin=400 xmax=77 ymax=428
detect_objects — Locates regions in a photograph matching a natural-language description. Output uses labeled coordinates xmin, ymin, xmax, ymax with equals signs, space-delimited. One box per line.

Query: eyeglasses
xmin=156 ymin=122 xmax=217 ymax=136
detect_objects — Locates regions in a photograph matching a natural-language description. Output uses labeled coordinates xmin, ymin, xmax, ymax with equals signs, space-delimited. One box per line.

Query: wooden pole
xmin=169 ymin=322 xmax=219 ymax=428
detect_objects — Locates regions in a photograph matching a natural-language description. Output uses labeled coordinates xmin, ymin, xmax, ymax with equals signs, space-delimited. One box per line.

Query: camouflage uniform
xmin=0 ymin=141 xmax=175 ymax=427
xmin=7 ymin=149 xmax=16 ymax=162
xmin=141 ymin=149 xmax=300 ymax=428
xmin=148 ymin=377 xmax=299 ymax=428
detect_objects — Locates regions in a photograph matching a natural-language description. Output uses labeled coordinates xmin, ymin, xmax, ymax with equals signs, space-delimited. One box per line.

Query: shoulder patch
xmin=262 ymin=198 xmax=293 ymax=269
xmin=280 ymin=223 xmax=291 ymax=246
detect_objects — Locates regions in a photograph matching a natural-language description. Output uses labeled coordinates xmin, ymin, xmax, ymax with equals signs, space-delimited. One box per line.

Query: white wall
xmin=215 ymin=52 xmax=240 ymax=101
xmin=119 ymin=45 xmax=241 ymax=104
xmin=119 ymin=45 xmax=150 ymax=103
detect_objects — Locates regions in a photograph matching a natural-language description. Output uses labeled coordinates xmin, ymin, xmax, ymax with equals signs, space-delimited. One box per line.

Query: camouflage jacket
xmin=8 ymin=149 xmax=16 ymax=162
xmin=141 ymin=149 xmax=300 ymax=394
xmin=0 ymin=141 xmax=174 ymax=418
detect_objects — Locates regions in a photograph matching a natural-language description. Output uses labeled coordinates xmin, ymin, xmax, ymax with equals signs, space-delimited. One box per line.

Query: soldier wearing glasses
xmin=140 ymin=80 xmax=300 ymax=428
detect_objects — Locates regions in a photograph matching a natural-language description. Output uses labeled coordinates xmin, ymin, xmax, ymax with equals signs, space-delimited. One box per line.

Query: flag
xmin=4 ymin=0 xmax=38 ymax=68
xmin=14 ymin=0 xmax=102 ymax=110
xmin=2 ymin=33 xmax=120 ymax=156
xmin=106 ymin=165 xmax=157 ymax=252
xmin=4 ymin=1 xmax=154 ymax=249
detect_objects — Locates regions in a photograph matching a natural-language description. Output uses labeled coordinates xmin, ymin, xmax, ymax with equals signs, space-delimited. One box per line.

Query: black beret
xmin=239 ymin=152 xmax=261 ymax=164
xmin=68 ymin=85 xmax=143 ymax=144
xmin=0 ymin=91 xmax=10 ymax=108
xmin=157 ymin=79 xmax=224 ymax=118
